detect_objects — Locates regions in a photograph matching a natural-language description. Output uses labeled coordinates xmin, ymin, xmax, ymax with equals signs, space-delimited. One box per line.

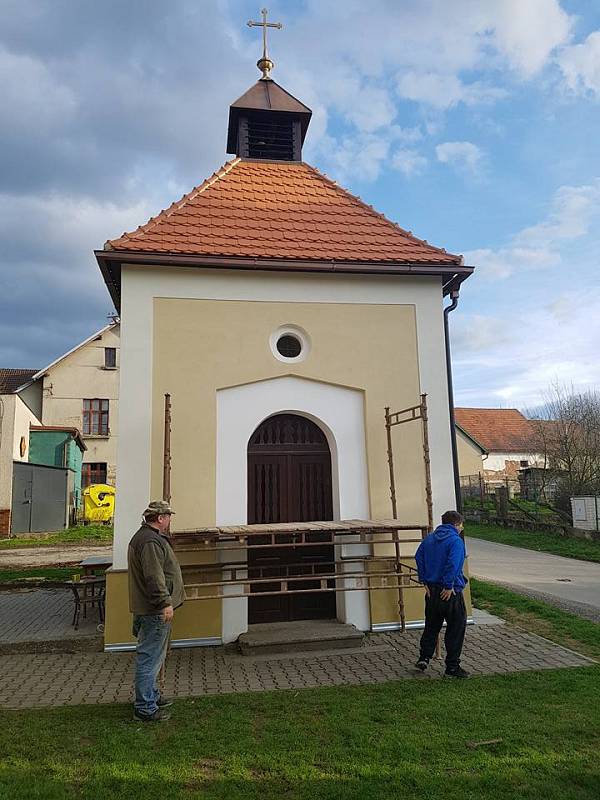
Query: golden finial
xmin=247 ymin=8 xmax=282 ymax=80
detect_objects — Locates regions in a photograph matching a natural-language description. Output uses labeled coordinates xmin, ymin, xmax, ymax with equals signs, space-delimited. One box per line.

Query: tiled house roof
xmin=106 ymin=159 xmax=462 ymax=265
xmin=454 ymin=408 xmax=537 ymax=453
xmin=0 ymin=368 xmax=38 ymax=394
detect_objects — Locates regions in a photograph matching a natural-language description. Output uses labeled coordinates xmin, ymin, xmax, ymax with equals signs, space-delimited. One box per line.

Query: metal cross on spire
xmin=247 ymin=7 xmax=283 ymax=80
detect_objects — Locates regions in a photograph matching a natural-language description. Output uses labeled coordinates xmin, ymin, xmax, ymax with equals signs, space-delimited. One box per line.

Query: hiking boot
xmin=415 ymin=658 xmax=430 ymax=672
xmin=444 ymin=667 xmax=470 ymax=679
xmin=157 ymin=696 xmax=174 ymax=708
xmin=133 ymin=708 xmax=171 ymax=722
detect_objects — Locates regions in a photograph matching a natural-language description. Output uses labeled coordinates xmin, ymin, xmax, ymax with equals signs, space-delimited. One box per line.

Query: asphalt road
xmin=466 ymin=536 xmax=600 ymax=620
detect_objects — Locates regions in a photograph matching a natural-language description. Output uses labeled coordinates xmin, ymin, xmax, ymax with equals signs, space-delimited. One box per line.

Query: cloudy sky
xmin=1 ymin=0 xmax=599 ymax=408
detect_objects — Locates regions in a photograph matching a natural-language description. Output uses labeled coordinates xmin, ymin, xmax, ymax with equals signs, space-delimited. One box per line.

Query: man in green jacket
xmin=128 ymin=500 xmax=185 ymax=722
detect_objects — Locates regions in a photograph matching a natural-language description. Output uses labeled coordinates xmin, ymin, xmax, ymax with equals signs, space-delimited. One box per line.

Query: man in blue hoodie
xmin=414 ymin=510 xmax=469 ymax=678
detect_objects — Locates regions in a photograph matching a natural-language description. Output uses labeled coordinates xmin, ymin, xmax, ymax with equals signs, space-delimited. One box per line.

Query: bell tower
xmin=226 ymin=8 xmax=312 ymax=161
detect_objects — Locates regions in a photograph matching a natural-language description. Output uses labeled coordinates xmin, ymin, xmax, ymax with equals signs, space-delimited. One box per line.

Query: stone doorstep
xmin=238 ymin=620 xmax=364 ymax=656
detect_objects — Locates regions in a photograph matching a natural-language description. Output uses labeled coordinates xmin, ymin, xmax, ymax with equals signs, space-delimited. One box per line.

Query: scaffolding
xmin=385 ymin=393 xmax=433 ymax=530
xmin=163 ymin=397 xmax=431 ymax=632
xmin=173 ymin=520 xmax=427 ymax=631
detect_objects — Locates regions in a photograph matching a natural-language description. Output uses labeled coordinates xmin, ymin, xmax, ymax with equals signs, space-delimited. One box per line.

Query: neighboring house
xmin=31 ymin=322 xmax=120 ymax=488
xmin=454 ymin=408 xmax=542 ymax=479
xmin=0 ymin=369 xmax=41 ymax=534
xmin=1 ymin=323 xmax=119 ymax=536
xmin=95 ymin=59 xmax=474 ymax=649
xmin=1 ymin=370 xmax=86 ymax=534
xmin=455 ymin=423 xmax=487 ymax=478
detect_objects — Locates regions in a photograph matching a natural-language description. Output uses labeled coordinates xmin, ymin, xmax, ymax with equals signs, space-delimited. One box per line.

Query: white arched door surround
xmin=216 ymin=375 xmax=371 ymax=640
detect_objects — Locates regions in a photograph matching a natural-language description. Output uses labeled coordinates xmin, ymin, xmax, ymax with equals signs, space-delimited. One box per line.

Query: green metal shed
xmin=29 ymin=426 xmax=86 ymax=510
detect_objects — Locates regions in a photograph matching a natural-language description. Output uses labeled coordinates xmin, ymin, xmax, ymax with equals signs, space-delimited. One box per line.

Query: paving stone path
xmin=0 ymin=624 xmax=593 ymax=710
xmin=0 ymin=588 xmax=101 ymax=644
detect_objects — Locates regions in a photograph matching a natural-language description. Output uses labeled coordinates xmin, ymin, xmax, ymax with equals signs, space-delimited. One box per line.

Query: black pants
xmin=419 ymin=586 xmax=467 ymax=672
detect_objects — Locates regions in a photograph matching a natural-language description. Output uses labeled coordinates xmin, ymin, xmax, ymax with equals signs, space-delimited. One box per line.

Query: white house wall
xmin=485 ymin=452 xmax=544 ymax=472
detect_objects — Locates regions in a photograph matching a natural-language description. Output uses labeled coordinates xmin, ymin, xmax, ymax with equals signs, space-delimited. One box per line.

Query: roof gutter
xmin=443 ymin=288 xmax=462 ymax=514
xmin=95 ymin=249 xmax=474 ymax=311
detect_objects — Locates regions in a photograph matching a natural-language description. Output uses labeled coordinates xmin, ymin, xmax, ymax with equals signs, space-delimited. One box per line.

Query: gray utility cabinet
xmin=11 ymin=462 xmax=68 ymax=534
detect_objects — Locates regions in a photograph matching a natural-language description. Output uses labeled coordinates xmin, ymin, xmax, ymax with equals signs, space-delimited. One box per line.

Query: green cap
xmin=142 ymin=500 xmax=175 ymax=517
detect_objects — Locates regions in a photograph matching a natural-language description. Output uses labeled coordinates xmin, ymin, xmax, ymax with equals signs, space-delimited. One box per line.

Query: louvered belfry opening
xmin=247 ymin=114 xmax=294 ymax=160
xmin=247 ymin=413 xmax=337 ymax=623
xmin=237 ymin=111 xmax=301 ymax=161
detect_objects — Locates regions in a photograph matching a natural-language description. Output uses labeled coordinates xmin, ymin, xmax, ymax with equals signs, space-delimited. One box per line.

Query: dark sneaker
xmin=415 ymin=658 xmax=429 ymax=672
xmin=444 ymin=667 xmax=470 ymax=679
xmin=157 ymin=696 xmax=174 ymax=708
xmin=133 ymin=708 xmax=171 ymax=722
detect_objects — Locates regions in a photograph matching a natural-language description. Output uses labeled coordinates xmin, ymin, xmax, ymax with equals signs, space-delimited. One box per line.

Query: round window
xmin=269 ymin=325 xmax=310 ymax=363
xmin=276 ymin=334 xmax=302 ymax=358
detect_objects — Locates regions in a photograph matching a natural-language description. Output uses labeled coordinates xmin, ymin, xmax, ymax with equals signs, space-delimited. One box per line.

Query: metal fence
xmin=460 ymin=473 xmax=569 ymax=530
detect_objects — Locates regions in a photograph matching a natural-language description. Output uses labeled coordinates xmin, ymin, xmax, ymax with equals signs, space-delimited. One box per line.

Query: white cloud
xmin=516 ymin=181 xmax=600 ymax=245
xmin=276 ymin=0 xmax=575 ymax=182
xmin=465 ymin=179 xmax=600 ymax=279
xmin=316 ymin=132 xmax=391 ymax=183
xmin=558 ymin=30 xmax=600 ymax=96
xmin=394 ymin=126 xmax=424 ymax=144
xmin=0 ymin=192 xmax=153 ymax=287
xmin=0 ymin=46 xmax=77 ymax=133
xmin=314 ymin=125 xmax=427 ymax=183
xmin=391 ymin=148 xmax=427 ymax=177
xmin=436 ymin=141 xmax=483 ymax=173
xmin=397 ymin=72 xmax=506 ymax=110
xmin=453 ymin=291 xmax=600 ymax=408
xmin=452 ymin=313 xmax=515 ymax=354
xmin=489 ymin=0 xmax=572 ymax=77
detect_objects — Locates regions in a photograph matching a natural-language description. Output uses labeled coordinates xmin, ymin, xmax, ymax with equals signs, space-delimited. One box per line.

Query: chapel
xmin=96 ymin=13 xmax=473 ymax=650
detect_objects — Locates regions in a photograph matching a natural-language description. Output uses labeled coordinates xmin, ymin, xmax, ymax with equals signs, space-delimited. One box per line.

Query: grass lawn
xmin=0 ymin=525 xmax=113 ymax=550
xmin=1 ymin=581 xmax=599 ymax=799
xmin=1 ymin=667 xmax=599 ymax=800
xmin=0 ymin=566 xmax=74 ymax=583
xmin=466 ymin=522 xmax=600 ymax=563
xmin=471 ymin=578 xmax=600 ymax=660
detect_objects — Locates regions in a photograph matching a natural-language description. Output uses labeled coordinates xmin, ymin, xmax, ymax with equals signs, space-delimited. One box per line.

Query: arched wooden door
xmin=247 ymin=413 xmax=336 ymax=624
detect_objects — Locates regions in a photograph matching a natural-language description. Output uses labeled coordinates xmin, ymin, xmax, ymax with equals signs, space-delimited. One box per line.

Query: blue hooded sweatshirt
xmin=414 ymin=524 xmax=467 ymax=592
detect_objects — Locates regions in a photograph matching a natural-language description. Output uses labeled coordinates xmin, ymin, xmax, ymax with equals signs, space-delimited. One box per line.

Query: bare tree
xmin=529 ymin=384 xmax=600 ymax=515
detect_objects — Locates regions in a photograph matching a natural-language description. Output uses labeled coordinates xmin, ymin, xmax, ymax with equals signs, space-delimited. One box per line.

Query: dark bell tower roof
xmin=226 ymin=79 xmax=312 ymax=160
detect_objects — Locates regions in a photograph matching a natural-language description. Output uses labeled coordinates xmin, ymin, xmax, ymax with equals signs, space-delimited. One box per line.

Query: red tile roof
xmin=0 ymin=368 xmax=38 ymax=394
xmin=106 ymin=159 xmax=462 ymax=265
xmin=454 ymin=408 xmax=537 ymax=453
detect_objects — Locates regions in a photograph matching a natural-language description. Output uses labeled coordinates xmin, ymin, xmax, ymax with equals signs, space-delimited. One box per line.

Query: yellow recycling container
xmin=83 ymin=484 xmax=115 ymax=523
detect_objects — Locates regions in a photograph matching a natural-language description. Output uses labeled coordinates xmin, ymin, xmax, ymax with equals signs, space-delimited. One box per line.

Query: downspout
xmin=444 ymin=288 xmax=462 ymax=513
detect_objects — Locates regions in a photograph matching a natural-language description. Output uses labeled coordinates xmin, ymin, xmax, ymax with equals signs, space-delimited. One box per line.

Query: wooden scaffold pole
xmin=384 ymin=406 xmax=398 ymax=520
xmin=163 ymin=393 xmax=172 ymax=503
xmin=384 ymin=394 xmax=436 ymax=635
xmin=420 ymin=393 xmax=434 ymax=531
xmin=159 ymin=392 xmax=172 ymax=694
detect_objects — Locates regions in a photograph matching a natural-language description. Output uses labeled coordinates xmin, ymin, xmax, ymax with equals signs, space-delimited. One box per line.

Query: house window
xmin=83 ymin=399 xmax=109 ymax=435
xmin=520 ymin=460 xmax=529 ymax=467
xmin=82 ymin=463 xmax=108 ymax=488
xmin=104 ymin=347 xmax=117 ymax=368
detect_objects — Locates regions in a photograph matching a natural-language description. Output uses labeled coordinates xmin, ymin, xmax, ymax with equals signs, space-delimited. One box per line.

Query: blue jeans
xmin=132 ymin=613 xmax=171 ymax=715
